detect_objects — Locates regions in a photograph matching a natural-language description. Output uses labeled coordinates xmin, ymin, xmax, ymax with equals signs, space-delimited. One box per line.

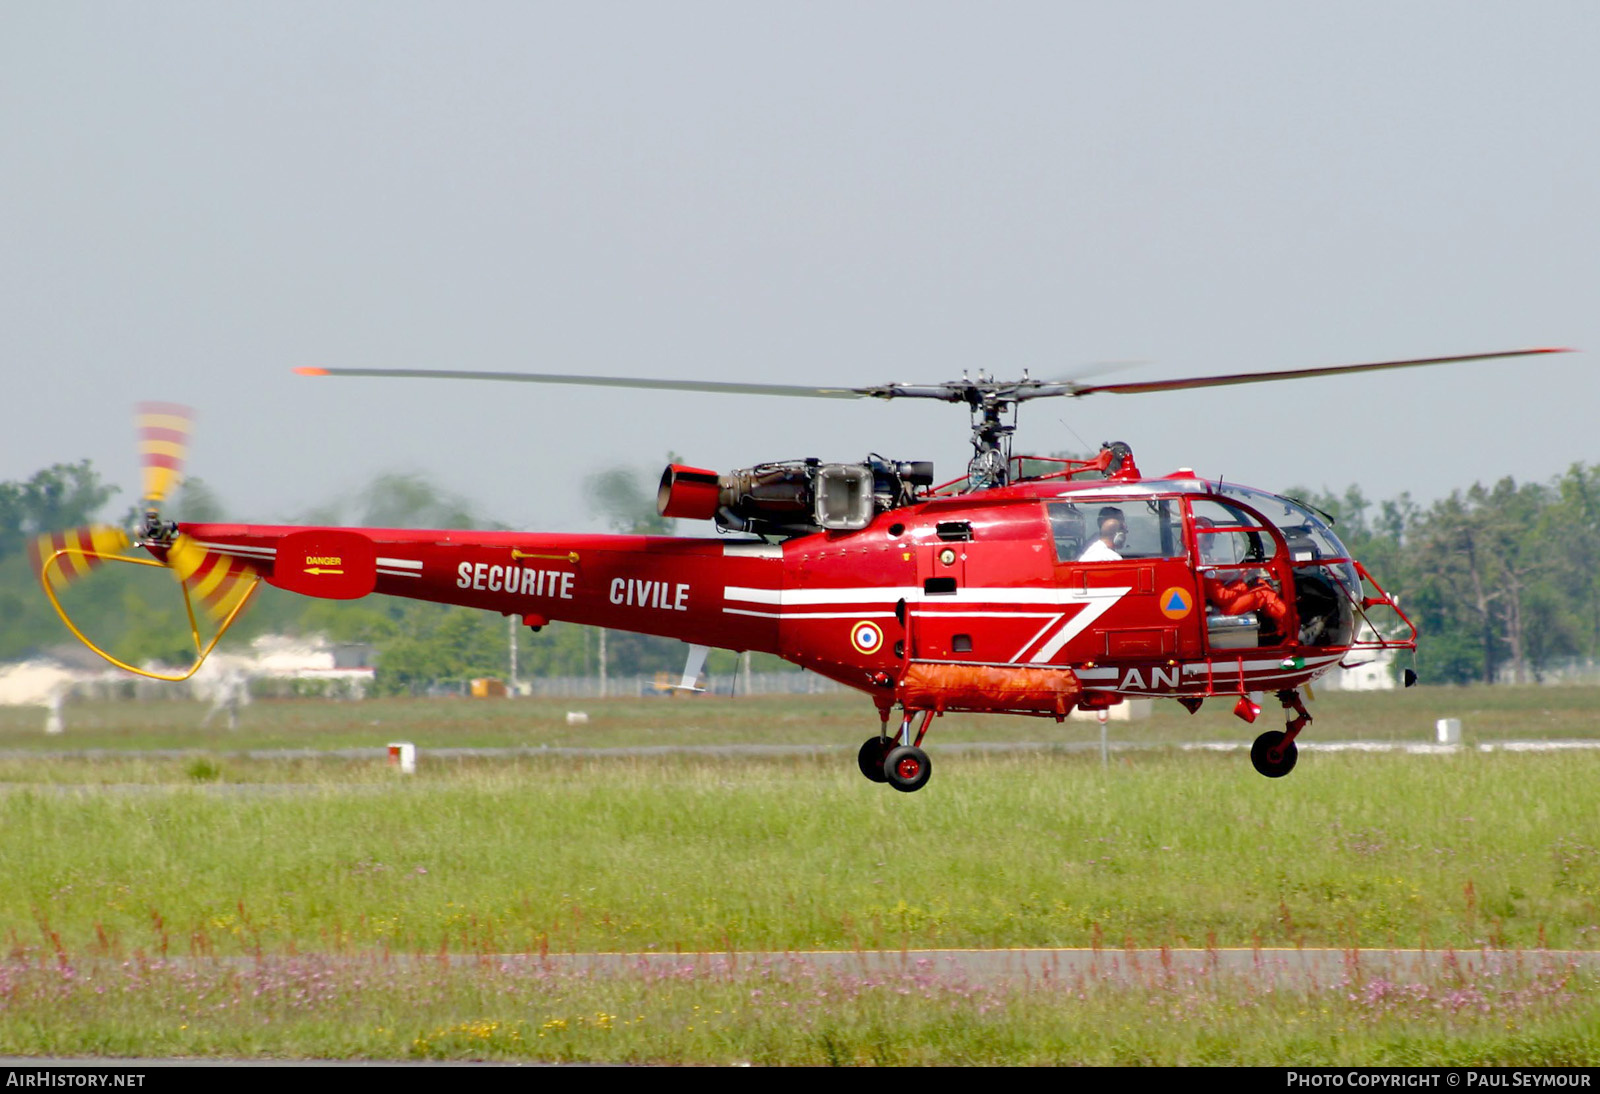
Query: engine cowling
xmin=657 ymin=456 xmax=934 ymax=538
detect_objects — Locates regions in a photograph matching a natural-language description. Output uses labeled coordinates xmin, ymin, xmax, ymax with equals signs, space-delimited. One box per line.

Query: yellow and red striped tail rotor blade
xmin=28 ymin=525 xmax=132 ymax=593
xmin=138 ymin=401 xmax=194 ymax=506
xmin=166 ymin=535 xmax=258 ymax=620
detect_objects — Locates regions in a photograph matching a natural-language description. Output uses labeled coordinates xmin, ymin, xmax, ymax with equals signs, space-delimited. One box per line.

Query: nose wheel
xmin=1250 ymin=730 xmax=1298 ymax=778
xmin=1250 ymin=689 xmax=1312 ymax=778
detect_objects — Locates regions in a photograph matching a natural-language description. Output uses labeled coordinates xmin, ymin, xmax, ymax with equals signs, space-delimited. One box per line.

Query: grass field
xmin=3 ymin=680 xmax=1598 ymax=752
xmin=2 ymin=949 xmax=1593 ymax=1065
xmin=1 ymin=684 xmax=1597 ymax=1063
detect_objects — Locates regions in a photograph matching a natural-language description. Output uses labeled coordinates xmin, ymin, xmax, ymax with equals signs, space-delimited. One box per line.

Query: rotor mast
xmin=960 ymin=371 xmax=1021 ymax=490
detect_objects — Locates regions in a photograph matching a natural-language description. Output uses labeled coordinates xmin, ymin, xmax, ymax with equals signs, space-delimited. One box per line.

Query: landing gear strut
xmin=1250 ymin=689 xmax=1312 ymax=778
xmin=858 ymin=709 xmax=937 ymax=792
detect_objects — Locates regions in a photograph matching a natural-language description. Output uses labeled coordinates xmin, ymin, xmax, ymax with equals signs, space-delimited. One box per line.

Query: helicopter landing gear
xmin=861 ymin=709 xmax=936 ymax=791
xmin=857 ymin=735 xmax=893 ymax=783
xmin=1250 ymin=730 xmax=1297 ymax=778
xmin=884 ymin=745 xmax=932 ymax=793
xmin=1250 ymin=689 xmax=1312 ymax=778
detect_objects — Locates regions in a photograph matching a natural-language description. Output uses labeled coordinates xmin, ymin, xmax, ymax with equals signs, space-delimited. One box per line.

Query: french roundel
xmin=850 ymin=621 xmax=884 ymax=655
xmin=1159 ymin=586 xmax=1193 ymax=620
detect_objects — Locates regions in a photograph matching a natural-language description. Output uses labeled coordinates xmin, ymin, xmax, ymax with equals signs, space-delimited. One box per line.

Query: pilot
xmin=1195 ymin=516 xmax=1291 ymax=630
xmin=1078 ymin=507 xmax=1127 ymax=562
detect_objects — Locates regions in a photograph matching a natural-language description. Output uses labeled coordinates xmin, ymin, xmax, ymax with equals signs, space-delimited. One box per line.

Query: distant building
xmin=0 ymin=635 xmax=379 ymax=729
xmin=230 ymin=635 xmax=376 ymax=698
xmin=1318 ymin=625 xmax=1396 ymax=691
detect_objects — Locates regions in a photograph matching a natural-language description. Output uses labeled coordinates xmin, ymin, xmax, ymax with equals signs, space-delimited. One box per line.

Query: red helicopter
xmin=34 ymin=348 xmax=1567 ymax=792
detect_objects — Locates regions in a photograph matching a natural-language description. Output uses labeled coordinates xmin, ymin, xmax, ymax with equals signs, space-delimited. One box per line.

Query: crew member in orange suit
xmin=1195 ymin=517 xmax=1291 ymax=632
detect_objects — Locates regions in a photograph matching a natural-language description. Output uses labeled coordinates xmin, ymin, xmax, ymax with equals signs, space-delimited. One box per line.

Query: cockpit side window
xmin=1049 ymin=498 xmax=1185 ymax=563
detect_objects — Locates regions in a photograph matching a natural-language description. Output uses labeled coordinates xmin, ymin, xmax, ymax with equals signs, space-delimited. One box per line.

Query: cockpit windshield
xmin=1217 ymin=484 xmax=1351 ymax=564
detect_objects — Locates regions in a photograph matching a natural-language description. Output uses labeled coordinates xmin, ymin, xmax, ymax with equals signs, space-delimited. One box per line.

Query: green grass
xmin=4 ymin=750 xmax=1597 ymax=955
xmin=3 ymin=681 xmax=1597 ymax=752
xmin=1 ymin=686 xmax=1597 ymax=1062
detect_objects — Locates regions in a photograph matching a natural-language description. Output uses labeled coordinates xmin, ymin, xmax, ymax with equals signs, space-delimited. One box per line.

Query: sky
xmin=2 ymin=2 xmax=1595 ymax=533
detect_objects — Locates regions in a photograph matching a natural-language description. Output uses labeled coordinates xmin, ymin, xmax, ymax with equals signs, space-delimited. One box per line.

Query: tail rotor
xmin=138 ymin=401 xmax=192 ymax=512
xmin=27 ymin=525 xmax=133 ymax=594
xmin=31 ymin=403 xmax=263 ymax=681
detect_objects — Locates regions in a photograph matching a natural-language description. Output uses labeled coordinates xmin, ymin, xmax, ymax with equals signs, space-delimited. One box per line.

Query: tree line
xmin=4 ymin=459 xmax=1598 ymax=691
xmin=1290 ymin=465 xmax=1600 ymax=684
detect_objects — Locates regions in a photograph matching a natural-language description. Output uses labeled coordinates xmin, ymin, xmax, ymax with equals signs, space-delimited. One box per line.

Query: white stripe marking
xmin=1026 ymin=590 xmax=1129 ymax=663
xmin=722 ymin=609 xmax=896 ymax=620
xmin=194 ymin=541 xmax=276 ymax=557
xmin=1012 ymin=615 xmax=1065 ymax=662
xmin=907 ymin=611 xmax=1060 ymax=619
xmin=722 ymin=585 xmax=1134 ymax=607
xmin=1183 ymin=654 xmax=1341 ymax=674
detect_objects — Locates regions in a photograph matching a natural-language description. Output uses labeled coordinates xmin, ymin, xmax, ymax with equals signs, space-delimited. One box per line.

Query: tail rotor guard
xmin=33 ymin=526 xmax=262 ymax=683
xmin=31 ymin=403 xmax=263 ymax=682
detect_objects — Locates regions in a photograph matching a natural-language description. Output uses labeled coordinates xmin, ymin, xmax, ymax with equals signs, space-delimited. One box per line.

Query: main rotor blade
xmin=294 ymin=367 xmax=869 ymax=400
xmin=1065 ymin=347 xmax=1572 ymax=398
xmin=297 ymin=347 xmax=1574 ymax=405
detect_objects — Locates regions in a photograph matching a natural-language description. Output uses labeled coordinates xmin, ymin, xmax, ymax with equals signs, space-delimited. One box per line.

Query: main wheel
xmin=1250 ymin=730 xmax=1298 ymax=778
xmin=857 ymin=735 xmax=893 ymax=783
xmin=884 ymin=745 xmax=932 ymax=793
